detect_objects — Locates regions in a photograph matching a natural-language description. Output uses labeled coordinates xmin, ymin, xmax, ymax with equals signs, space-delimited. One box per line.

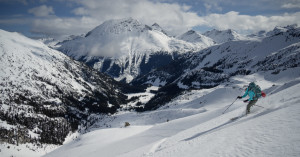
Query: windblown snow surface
xmin=40 ymin=68 xmax=300 ymax=157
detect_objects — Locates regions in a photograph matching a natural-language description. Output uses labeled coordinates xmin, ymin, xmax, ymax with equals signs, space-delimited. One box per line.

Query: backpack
xmin=248 ymin=83 xmax=262 ymax=100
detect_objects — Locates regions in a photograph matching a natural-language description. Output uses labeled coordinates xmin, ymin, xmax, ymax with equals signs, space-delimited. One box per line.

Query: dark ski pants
xmin=246 ymin=100 xmax=258 ymax=114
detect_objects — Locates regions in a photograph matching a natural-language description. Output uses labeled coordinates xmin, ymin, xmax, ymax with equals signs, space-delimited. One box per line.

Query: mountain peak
xmin=204 ymin=29 xmax=236 ymax=36
xmin=151 ymin=23 xmax=168 ymax=36
xmin=185 ymin=30 xmax=197 ymax=35
xmin=266 ymin=24 xmax=299 ymax=37
xmin=85 ymin=18 xmax=145 ymax=37
xmin=152 ymin=23 xmax=160 ymax=27
xmin=57 ymin=19 xmax=214 ymax=82
xmin=177 ymin=29 xmax=215 ymax=46
xmin=203 ymin=29 xmax=243 ymax=43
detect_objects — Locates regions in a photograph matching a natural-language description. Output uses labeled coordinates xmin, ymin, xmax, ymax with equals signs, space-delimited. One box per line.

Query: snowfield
xmin=41 ymin=69 xmax=300 ymax=157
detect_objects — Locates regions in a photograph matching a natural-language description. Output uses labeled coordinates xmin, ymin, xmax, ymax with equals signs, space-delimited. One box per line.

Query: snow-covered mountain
xmin=0 ymin=29 xmax=127 ymax=147
xmin=38 ymin=34 xmax=85 ymax=49
xmin=266 ymin=24 xmax=299 ymax=36
xmin=177 ymin=30 xmax=215 ymax=45
xmin=59 ymin=18 xmax=202 ymax=59
xmin=151 ymin=23 xmax=169 ymax=36
xmin=57 ymin=18 xmax=213 ymax=82
xmin=247 ymin=30 xmax=267 ymax=38
xmin=203 ymin=29 xmax=247 ymax=44
xmin=37 ymin=37 xmax=58 ymax=48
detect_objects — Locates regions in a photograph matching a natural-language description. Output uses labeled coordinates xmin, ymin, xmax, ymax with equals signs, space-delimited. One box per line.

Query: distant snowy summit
xmin=58 ymin=17 xmax=210 ymax=60
xmin=54 ymin=18 xmax=299 ymax=83
xmin=266 ymin=24 xmax=299 ymax=37
xmin=177 ymin=30 xmax=215 ymax=45
xmin=203 ymin=29 xmax=247 ymax=44
xmin=151 ymin=23 xmax=169 ymax=36
xmin=85 ymin=18 xmax=149 ymax=37
xmin=247 ymin=24 xmax=299 ymax=38
xmin=57 ymin=18 xmax=217 ymax=82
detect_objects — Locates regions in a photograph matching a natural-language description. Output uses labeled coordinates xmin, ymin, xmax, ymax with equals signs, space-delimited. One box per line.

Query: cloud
xmin=201 ymin=11 xmax=300 ymax=33
xmin=67 ymin=0 xmax=205 ymax=35
xmin=28 ymin=0 xmax=205 ymax=38
xmin=29 ymin=16 xmax=99 ymax=39
xmin=282 ymin=2 xmax=300 ymax=9
xmin=0 ymin=18 xmax=29 ymax=25
xmin=72 ymin=7 xmax=89 ymax=15
xmin=26 ymin=0 xmax=300 ymax=39
xmin=204 ymin=1 xmax=222 ymax=13
xmin=28 ymin=5 xmax=54 ymax=17
xmin=0 ymin=0 xmax=28 ymax=5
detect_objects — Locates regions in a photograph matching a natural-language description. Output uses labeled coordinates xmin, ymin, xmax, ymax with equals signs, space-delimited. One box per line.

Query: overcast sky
xmin=0 ymin=0 xmax=300 ymax=39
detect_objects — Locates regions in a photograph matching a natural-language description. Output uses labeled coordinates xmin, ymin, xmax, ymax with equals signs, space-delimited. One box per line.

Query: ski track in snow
xmin=145 ymin=138 xmax=167 ymax=156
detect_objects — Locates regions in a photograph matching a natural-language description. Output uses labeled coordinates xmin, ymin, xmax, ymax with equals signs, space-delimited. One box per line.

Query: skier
xmin=237 ymin=82 xmax=262 ymax=114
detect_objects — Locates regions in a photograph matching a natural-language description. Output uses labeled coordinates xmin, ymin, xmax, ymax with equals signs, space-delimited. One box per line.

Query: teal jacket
xmin=242 ymin=88 xmax=256 ymax=101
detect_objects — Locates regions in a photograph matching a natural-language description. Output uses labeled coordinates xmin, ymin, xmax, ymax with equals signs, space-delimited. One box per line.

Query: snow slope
xmin=0 ymin=29 xmax=127 ymax=155
xmin=44 ymin=67 xmax=300 ymax=157
xmin=0 ymin=29 xmax=126 ymax=114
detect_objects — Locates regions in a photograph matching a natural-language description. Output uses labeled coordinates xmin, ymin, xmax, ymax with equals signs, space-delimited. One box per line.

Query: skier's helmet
xmin=249 ymin=82 xmax=255 ymax=88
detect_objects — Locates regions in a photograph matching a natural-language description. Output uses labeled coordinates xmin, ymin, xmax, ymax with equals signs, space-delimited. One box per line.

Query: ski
xmin=230 ymin=116 xmax=240 ymax=121
xmin=230 ymin=113 xmax=247 ymax=121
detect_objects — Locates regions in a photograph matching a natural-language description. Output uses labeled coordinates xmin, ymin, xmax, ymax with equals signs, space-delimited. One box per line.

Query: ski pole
xmin=254 ymin=105 xmax=264 ymax=108
xmin=222 ymin=98 xmax=238 ymax=114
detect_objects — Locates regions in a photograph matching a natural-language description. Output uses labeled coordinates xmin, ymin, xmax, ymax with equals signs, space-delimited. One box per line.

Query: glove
xmin=237 ymin=96 xmax=242 ymax=99
xmin=243 ymin=99 xmax=249 ymax=103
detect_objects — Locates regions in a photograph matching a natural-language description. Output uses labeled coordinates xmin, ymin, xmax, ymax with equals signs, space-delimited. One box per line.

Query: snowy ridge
xmin=203 ymin=29 xmax=247 ymax=44
xmin=177 ymin=30 xmax=215 ymax=46
xmin=266 ymin=24 xmax=299 ymax=37
xmin=85 ymin=18 xmax=147 ymax=37
xmin=151 ymin=23 xmax=169 ymax=36
xmin=37 ymin=37 xmax=58 ymax=48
